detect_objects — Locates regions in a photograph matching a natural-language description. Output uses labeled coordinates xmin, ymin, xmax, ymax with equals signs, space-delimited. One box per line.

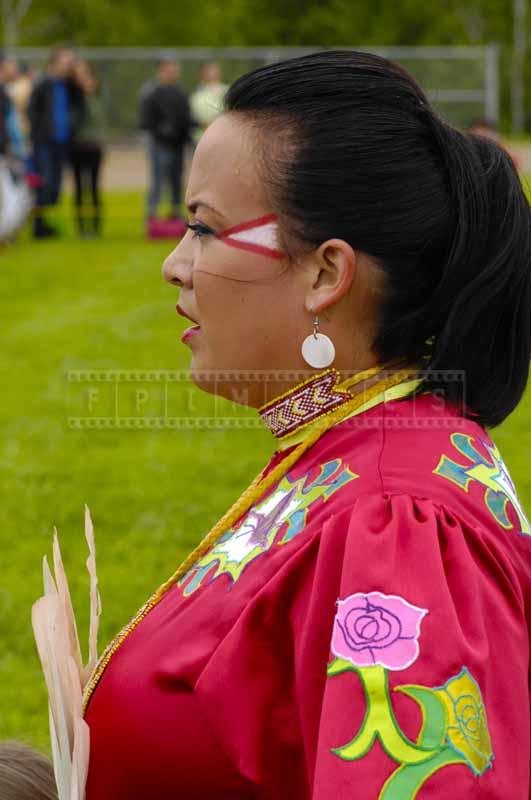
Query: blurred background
xmin=0 ymin=0 xmax=530 ymax=751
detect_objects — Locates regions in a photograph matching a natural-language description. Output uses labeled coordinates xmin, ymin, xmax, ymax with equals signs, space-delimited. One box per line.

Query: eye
xmin=186 ymin=221 xmax=215 ymax=239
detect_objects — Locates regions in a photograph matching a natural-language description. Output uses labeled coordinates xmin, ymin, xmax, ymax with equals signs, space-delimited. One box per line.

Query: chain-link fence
xmin=12 ymin=45 xmax=499 ymax=143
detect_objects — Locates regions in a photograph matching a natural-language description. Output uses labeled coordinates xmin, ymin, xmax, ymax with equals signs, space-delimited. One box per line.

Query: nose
xmin=162 ymin=240 xmax=193 ymax=287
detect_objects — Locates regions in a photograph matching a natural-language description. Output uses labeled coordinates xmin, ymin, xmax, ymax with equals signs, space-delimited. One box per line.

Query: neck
xmin=239 ymin=360 xmax=379 ymax=410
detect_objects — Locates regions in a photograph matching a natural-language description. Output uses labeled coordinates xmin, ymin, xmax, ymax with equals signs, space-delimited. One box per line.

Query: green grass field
xmin=1 ymin=191 xmax=530 ymax=751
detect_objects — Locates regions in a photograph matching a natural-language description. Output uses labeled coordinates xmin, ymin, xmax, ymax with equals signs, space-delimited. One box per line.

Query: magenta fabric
xmin=147 ymin=217 xmax=187 ymax=239
xmin=85 ymin=393 xmax=531 ymax=799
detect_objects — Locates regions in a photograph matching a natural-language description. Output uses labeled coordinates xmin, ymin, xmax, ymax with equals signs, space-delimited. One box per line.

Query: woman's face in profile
xmin=163 ymin=114 xmax=309 ymax=405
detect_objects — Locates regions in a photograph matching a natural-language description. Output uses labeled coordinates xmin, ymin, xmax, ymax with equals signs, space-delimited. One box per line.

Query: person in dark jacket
xmin=28 ymin=47 xmax=85 ymax=237
xmin=140 ymin=59 xmax=191 ymax=224
xmin=0 ymin=83 xmax=10 ymax=158
xmin=70 ymin=58 xmax=105 ymax=237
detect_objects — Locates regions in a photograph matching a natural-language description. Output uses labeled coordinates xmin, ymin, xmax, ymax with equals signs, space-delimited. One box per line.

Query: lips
xmin=176 ymin=304 xmax=200 ymax=326
xmin=181 ymin=325 xmax=201 ymax=344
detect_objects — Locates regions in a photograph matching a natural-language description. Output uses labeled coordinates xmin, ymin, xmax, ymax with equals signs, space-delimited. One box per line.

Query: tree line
xmin=2 ymin=0 xmax=529 ymax=131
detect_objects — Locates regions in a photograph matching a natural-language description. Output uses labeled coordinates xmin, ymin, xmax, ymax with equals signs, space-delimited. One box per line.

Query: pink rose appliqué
xmin=331 ymin=591 xmax=428 ymax=671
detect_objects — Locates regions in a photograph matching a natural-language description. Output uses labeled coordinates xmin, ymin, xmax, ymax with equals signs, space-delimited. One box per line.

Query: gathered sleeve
xmin=293 ymin=493 xmax=529 ymax=800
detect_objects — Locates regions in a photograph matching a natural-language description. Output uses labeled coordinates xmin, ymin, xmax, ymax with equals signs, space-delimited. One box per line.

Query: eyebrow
xmin=186 ymin=200 xmax=225 ymax=221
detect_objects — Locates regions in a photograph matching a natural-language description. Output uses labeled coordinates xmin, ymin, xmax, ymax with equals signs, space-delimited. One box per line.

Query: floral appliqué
xmin=179 ymin=459 xmax=357 ymax=596
xmin=434 ymin=432 xmax=530 ymax=536
xmin=332 ymin=592 xmax=427 ymax=671
xmin=328 ymin=591 xmax=493 ymax=799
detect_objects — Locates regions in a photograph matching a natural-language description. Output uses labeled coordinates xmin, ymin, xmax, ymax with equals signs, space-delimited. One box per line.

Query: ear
xmin=304 ymin=238 xmax=357 ymax=313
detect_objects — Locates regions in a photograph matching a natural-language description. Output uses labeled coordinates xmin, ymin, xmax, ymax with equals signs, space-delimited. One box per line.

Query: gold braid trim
xmin=82 ymin=368 xmax=412 ymax=712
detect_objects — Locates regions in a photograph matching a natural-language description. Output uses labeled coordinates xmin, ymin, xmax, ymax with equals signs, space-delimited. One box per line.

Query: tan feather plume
xmin=32 ymin=507 xmax=101 ymax=800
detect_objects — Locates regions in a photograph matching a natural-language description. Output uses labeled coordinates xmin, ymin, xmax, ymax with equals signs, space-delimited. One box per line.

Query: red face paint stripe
xmin=217 ymin=213 xmax=278 ymax=239
xmin=216 ymin=237 xmax=285 ymax=260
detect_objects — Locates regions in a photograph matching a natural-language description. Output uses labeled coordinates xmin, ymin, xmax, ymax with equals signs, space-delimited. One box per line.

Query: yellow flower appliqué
xmin=434 ymin=667 xmax=493 ymax=775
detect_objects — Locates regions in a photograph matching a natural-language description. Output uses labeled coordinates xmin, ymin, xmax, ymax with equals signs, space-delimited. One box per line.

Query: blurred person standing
xmin=190 ymin=61 xmax=228 ymax=138
xmin=0 ymin=52 xmax=32 ymax=241
xmin=7 ymin=62 xmax=35 ymax=143
xmin=140 ymin=58 xmax=191 ymax=228
xmin=70 ymin=58 xmax=105 ymax=237
xmin=28 ymin=47 xmax=85 ymax=238
xmin=0 ymin=53 xmax=25 ymax=160
xmin=0 ymin=54 xmax=32 ymax=242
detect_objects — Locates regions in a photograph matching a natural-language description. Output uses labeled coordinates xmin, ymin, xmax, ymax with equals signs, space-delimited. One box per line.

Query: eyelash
xmin=186 ymin=221 xmax=215 ymax=239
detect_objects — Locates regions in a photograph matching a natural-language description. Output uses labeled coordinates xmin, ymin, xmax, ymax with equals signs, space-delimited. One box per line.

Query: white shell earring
xmin=301 ymin=312 xmax=336 ymax=368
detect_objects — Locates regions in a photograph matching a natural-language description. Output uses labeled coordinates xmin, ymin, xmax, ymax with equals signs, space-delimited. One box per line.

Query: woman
xmin=83 ymin=51 xmax=531 ymax=799
xmin=70 ymin=59 xmax=105 ymax=237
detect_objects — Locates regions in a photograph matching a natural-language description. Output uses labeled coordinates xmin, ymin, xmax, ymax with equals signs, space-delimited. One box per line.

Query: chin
xmin=189 ymin=369 xmax=222 ymax=398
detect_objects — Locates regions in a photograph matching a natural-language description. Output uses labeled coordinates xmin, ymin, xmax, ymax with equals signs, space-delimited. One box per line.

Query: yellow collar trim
xmin=275 ymin=378 xmax=422 ymax=450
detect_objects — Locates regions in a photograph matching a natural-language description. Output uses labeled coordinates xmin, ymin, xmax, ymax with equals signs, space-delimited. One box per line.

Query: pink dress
xmin=84 ymin=385 xmax=531 ymax=799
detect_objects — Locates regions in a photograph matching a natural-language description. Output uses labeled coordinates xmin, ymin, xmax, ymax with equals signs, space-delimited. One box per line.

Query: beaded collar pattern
xmin=258 ymin=368 xmax=359 ymax=440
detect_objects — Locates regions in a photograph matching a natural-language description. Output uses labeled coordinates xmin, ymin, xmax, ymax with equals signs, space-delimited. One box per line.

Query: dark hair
xmin=225 ymin=50 xmax=531 ymax=427
xmin=0 ymin=742 xmax=58 ymax=800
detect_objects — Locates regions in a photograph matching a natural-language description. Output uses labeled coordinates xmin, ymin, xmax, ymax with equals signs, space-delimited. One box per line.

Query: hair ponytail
xmin=226 ymin=50 xmax=531 ymax=427
xmin=420 ymin=121 xmax=531 ymax=426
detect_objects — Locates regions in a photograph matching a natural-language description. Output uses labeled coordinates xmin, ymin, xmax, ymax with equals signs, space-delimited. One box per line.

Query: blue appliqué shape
xmin=434 ymin=432 xmax=530 ymax=536
xmin=179 ymin=458 xmax=358 ymax=596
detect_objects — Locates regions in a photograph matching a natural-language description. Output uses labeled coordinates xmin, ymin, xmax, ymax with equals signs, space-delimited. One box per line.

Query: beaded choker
xmin=258 ymin=367 xmax=375 ymax=440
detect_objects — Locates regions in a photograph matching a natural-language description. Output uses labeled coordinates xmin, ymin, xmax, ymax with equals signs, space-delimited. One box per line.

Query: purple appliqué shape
xmin=331 ymin=591 xmax=428 ymax=671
